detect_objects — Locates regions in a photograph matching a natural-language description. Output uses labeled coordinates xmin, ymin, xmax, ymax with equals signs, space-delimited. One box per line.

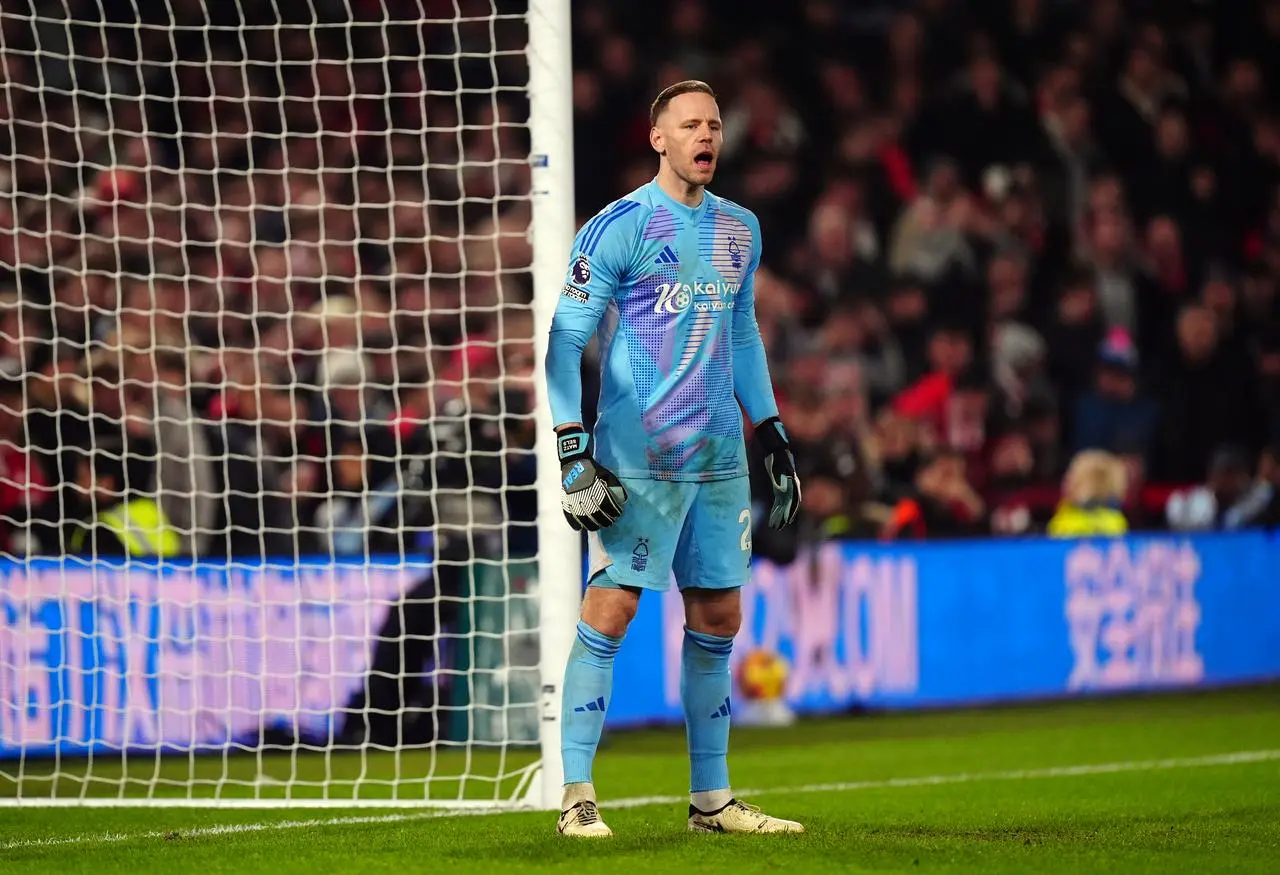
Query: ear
xmin=649 ymin=125 xmax=665 ymax=156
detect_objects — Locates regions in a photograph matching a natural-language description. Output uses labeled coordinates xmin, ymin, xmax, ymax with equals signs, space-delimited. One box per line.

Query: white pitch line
xmin=2 ymin=748 xmax=1276 ymax=853
xmin=0 ymin=808 xmax=504 ymax=852
xmin=605 ymin=748 xmax=1280 ymax=810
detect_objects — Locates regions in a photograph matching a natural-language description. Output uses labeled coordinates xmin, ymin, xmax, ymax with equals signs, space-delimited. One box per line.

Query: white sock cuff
xmin=690 ymin=788 xmax=733 ymax=812
xmin=562 ymin=781 xmax=597 ymax=808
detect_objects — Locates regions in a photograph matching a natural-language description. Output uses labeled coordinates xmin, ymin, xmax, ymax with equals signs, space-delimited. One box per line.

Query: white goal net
xmin=0 ymin=0 xmax=577 ymax=807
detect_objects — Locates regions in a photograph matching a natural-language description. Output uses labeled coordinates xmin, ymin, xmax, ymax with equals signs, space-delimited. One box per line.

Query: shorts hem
xmin=588 ymin=564 xmax=667 ymax=592
xmin=676 ymin=577 xmax=746 ymax=592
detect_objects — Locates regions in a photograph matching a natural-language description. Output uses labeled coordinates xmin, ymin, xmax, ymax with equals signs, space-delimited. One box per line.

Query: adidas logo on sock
xmin=654 ymin=245 xmax=679 ymax=265
xmin=710 ymin=696 xmax=731 ymax=719
xmin=574 ymin=695 xmax=606 ymax=713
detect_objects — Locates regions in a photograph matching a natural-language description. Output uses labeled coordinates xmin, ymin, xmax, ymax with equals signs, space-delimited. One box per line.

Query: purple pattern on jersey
xmin=674 ymin=308 xmax=717 ymax=377
xmin=582 ymin=188 xmax=761 ymax=481
xmin=699 ymin=209 xmax=753 ymax=282
xmin=641 ymin=206 xmax=679 ymax=242
xmin=648 ymin=312 xmax=734 ymax=472
xmin=620 ymin=268 xmax=680 ymax=367
xmin=618 ymin=259 xmax=740 ymax=476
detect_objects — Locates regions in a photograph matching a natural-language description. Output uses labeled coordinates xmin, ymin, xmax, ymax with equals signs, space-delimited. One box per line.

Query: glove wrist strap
xmin=755 ymin=416 xmax=790 ymax=456
xmin=556 ymin=428 xmax=591 ymax=462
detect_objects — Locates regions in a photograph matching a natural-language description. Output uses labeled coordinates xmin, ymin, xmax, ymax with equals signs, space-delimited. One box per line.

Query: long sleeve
xmin=731 ymin=214 xmax=780 ymax=426
xmin=546 ymin=201 xmax=636 ymax=427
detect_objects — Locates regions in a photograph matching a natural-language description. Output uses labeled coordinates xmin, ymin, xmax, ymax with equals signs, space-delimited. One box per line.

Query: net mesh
xmin=0 ymin=0 xmax=543 ymax=804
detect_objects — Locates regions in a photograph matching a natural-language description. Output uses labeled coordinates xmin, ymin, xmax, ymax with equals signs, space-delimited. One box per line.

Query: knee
xmin=580 ymin=585 xmax=640 ymax=639
xmin=694 ymin=610 xmax=740 ymax=639
xmin=686 ymin=595 xmax=741 ymax=639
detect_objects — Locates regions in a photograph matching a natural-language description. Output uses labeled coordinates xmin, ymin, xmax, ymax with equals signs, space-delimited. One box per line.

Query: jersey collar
xmin=649 ymin=178 xmax=713 ymax=221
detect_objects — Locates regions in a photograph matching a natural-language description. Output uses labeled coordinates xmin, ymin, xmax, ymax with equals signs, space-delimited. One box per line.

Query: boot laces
xmin=575 ymin=801 xmax=601 ymax=826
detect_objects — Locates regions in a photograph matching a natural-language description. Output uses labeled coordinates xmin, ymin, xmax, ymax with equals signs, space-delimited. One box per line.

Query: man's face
xmin=888 ymin=285 xmax=926 ymax=323
xmin=1177 ymin=308 xmax=1218 ymax=361
xmin=1096 ymin=365 xmax=1135 ymax=400
xmin=1059 ymin=285 xmax=1096 ymax=323
xmin=927 ymin=330 xmax=971 ymax=375
xmin=651 ymin=91 xmax=722 ymax=187
xmin=988 ymin=255 xmax=1025 ymax=318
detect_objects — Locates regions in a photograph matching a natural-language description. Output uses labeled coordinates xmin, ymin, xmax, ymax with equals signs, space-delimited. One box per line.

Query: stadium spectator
xmin=868 ymin=408 xmax=928 ymax=507
xmin=116 ymin=331 xmax=218 ymax=558
xmin=1165 ymin=444 xmax=1277 ymax=532
xmin=1 ymin=0 xmax=1280 ymax=560
xmin=1154 ymin=304 xmax=1263 ymax=482
xmin=882 ymin=276 xmax=933 ymax=384
xmin=880 ymin=447 xmax=986 ymax=540
xmin=204 ymin=369 xmax=312 ymax=561
xmin=1043 ymin=267 xmax=1106 ymax=433
xmin=67 ymin=435 xmax=180 ymax=559
xmin=1070 ymin=329 xmax=1159 ymax=458
xmin=892 ymin=323 xmax=975 ymax=441
xmin=1047 ymin=449 xmax=1129 ymax=538
xmin=986 ymin=429 xmax=1044 ymax=536
xmin=1256 ymin=443 xmax=1280 ymax=526
xmin=311 ymin=423 xmax=415 ymax=557
xmin=889 ymin=157 xmax=981 ymax=293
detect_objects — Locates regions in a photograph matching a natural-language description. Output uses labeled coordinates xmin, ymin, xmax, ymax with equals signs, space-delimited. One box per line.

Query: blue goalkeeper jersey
xmin=546 ymin=180 xmax=779 ymax=482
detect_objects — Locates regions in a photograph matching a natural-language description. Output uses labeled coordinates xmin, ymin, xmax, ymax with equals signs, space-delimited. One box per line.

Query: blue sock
xmin=682 ymin=627 xmax=734 ymax=794
xmin=561 ymin=620 xmax=623 ymax=785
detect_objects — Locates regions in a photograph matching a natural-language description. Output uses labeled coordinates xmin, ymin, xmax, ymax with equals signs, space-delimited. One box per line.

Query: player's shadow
xmin=471 ymin=811 xmax=815 ymax=863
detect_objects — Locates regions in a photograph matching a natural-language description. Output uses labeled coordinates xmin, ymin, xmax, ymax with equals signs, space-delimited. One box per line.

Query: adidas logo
xmin=574 ymin=695 xmax=606 ymax=713
xmin=654 ymin=245 xmax=679 ymax=265
xmin=710 ymin=696 xmax=731 ymax=719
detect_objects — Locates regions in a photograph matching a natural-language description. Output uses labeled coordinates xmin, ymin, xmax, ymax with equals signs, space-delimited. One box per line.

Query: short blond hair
xmin=1062 ymin=450 xmax=1128 ymax=506
xmin=650 ymin=80 xmax=717 ymax=126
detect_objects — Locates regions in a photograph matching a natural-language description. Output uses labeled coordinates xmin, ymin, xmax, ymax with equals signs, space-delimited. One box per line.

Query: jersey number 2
xmin=739 ymin=509 xmax=751 ymax=552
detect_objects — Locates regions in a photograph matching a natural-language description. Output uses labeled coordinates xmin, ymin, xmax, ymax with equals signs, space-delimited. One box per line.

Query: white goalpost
xmin=0 ymin=0 xmax=579 ymax=809
xmin=526 ymin=0 xmax=578 ymax=812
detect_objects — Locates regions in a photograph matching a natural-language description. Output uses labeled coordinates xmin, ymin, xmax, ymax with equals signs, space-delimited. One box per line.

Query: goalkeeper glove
xmin=755 ymin=417 xmax=802 ymax=529
xmin=557 ymin=427 xmax=628 ymax=532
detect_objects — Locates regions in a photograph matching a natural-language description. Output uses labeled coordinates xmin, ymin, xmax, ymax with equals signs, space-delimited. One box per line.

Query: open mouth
xmin=694 ymin=151 xmax=714 ymax=170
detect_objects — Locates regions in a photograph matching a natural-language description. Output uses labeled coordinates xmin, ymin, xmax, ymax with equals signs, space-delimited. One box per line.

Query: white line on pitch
xmin=608 ymin=748 xmax=1280 ymax=809
xmin=2 ymin=748 xmax=1277 ymax=852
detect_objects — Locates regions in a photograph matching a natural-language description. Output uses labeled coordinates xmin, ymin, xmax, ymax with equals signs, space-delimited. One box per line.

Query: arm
xmin=545 ymin=203 xmax=636 ymax=532
xmin=545 ymin=207 xmax=630 ymax=432
xmin=731 ymin=215 xmax=780 ymax=426
xmin=732 ymin=212 xmax=799 ymax=529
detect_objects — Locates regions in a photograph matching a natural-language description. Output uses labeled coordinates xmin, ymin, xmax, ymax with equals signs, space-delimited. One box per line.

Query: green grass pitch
xmin=2 ymin=684 xmax=1278 ymax=874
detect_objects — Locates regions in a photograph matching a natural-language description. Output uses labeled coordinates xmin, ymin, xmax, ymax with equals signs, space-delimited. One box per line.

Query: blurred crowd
xmin=0 ymin=0 xmax=538 ymax=561
xmin=2 ymin=0 xmax=1280 ymax=563
xmin=583 ymin=0 xmax=1280 ymax=548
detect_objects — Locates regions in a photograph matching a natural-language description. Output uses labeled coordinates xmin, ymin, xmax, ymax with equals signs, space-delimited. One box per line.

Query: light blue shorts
xmin=587 ymin=476 xmax=752 ymax=592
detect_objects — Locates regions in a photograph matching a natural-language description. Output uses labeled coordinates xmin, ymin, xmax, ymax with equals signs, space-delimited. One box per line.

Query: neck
xmin=656 ymin=162 xmax=704 ymax=207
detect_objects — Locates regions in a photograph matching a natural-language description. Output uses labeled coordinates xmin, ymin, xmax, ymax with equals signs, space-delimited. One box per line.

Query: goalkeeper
xmin=545 ymin=80 xmax=803 ymax=837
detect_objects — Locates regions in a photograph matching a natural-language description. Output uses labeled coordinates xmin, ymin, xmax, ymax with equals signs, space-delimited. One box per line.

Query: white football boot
xmin=688 ymin=799 xmax=805 ymax=834
xmin=557 ymin=783 xmax=613 ymax=837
